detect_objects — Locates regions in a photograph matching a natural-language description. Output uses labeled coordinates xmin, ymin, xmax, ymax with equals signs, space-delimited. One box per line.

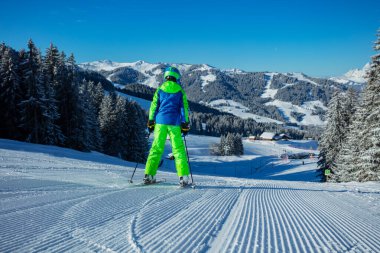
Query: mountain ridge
xmin=79 ymin=60 xmax=367 ymax=127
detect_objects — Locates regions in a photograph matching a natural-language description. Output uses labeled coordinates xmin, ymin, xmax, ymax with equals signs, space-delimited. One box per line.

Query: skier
xmin=144 ymin=66 xmax=191 ymax=186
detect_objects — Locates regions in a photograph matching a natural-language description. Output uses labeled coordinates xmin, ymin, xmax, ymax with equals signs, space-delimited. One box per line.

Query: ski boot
xmin=143 ymin=174 xmax=156 ymax=185
xmin=179 ymin=176 xmax=189 ymax=187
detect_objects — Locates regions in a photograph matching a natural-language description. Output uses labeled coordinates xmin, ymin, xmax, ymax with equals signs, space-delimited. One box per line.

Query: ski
xmin=130 ymin=178 xmax=167 ymax=187
xmin=179 ymin=183 xmax=196 ymax=189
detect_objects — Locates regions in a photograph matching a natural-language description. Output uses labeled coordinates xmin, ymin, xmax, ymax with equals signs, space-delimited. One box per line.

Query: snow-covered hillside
xmin=1 ymin=138 xmax=380 ymax=252
xmin=204 ymin=99 xmax=283 ymax=124
xmin=79 ymin=60 xmax=194 ymax=88
xmin=261 ymin=73 xmax=327 ymax=126
xmin=79 ymin=60 xmax=355 ymax=127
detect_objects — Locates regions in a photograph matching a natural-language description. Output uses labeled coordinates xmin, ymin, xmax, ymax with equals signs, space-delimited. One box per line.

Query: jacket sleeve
xmin=180 ymin=89 xmax=189 ymax=123
xmin=149 ymin=89 xmax=160 ymax=121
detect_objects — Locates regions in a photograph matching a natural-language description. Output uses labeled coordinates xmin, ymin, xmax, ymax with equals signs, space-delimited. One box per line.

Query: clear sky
xmin=1 ymin=0 xmax=379 ymax=77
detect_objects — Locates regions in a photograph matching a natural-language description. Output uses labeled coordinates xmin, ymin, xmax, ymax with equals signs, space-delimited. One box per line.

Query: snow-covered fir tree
xmin=113 ymin=95 xmax=130 ymax=159
xmin=354 ymin=49 xmax=380 ymax=180
xmin=322 ymin=28 xmax=380 ymax=182
xmin=216 ymin=133 xmax=244 ymax=156
xmin=18 ymin=40 xmax=46 ymax=143
xmin=85 ymin=80 xmax=103 ymax=151
xmin=56 ymin=52 xmax=78 ymax=146
xmin=353 ymin=29 xmax=380 ymax=181
xmin=319 ymin=92 xmax=348 ymax=172
xmin=124 ymin=101 xmax=149 ymax=163
xmin=0 ymin=47 xmax=20 ymax=139
xmin=334 ymin=103 xmax=362 ymax=182
xmin=40 ymin=44 xmax=64 ymax=145
xmin=99 ymin=92 xmax=119 ymax=156
xmin=1 ymin=40 xmax=149 ymax=163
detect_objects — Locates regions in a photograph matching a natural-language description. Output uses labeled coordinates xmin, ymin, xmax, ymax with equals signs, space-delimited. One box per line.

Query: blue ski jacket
xmin=149 ymin=81 xmax=189 ymax=126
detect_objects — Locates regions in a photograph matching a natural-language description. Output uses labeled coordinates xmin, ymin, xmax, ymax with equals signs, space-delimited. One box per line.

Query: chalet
xmin=260 ymin=132 xmax=279 ymax=141
xmin=260 ymin=132 xmax=291 ymax=141
xmin=279 ymin=133 xmax=291 ymax=140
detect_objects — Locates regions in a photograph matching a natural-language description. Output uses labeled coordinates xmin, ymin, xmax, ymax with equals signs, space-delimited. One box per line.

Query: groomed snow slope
xmin=1 ymin=138 xmax=380 ymax=253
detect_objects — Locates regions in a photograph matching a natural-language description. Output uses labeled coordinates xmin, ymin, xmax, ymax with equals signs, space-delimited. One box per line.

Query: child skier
xmin=144 ymin=66 xmax=190 ymax=186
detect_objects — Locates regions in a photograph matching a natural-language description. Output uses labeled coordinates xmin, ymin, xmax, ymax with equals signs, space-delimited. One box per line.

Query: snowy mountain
xmin=1 ymin=137 xmax=380 ymax=252
xmin=329 ymin=63 xmax=370 ymax=85
xmin=79 ymin=60 xmax=358 ymax=127
xmin=79 ymin=60 xmax=194 ymax=88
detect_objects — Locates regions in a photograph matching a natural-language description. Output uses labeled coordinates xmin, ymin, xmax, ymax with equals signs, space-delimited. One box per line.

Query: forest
xmin=0 ymin=40 xmax=148 ymax=163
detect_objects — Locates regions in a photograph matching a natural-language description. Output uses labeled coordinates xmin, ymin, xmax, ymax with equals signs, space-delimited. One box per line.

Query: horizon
xmin=1 ymin=0 xmax=379 ymax=77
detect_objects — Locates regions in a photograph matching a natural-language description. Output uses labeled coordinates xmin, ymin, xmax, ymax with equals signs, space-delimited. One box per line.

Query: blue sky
xmin=1 ymin=0 xmax=379 ymax=77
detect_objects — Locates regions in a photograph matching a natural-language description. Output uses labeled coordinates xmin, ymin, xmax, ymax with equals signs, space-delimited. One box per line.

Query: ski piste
xmin=2 ymin=139 xmax=380 ymax=252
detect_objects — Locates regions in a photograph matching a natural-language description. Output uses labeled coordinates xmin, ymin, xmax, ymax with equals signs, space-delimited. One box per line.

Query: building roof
xmin=260 ymin=132 xmax=277 ymax=140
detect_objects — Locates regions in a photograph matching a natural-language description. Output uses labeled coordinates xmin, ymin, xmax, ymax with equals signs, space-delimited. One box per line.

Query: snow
xmin=330 ymin=63 xmax=370 ymax=84
xmin=260 ymin=74 xmax=327 ymax=126
xmin=194 ymin=64 xmax=214 ymax=72
xmin=79 ymin=60 xmax=133 ymax=72
xmin=1 ymin=137 xmax=380 ymax=252
xmin=260 ymin=132 xmax=277 ymax=140
xmin=266 ymin=100 xmax=326 ymax=126
xmin=205 ymin=99 xmax=283 ymax=124
xmin=200 ymin=71 xmax=217 ymax=92
xmin=261 ymin=73 xmax=279 ymax=99
xmin=80 ymin=60 xmax=206 ymax=88
xmin=289 ymin=72 xmax=320 ymax=86
xmin=261 ymin=72 xmax=310 ymax=98
xmin=303 ymin=100 xmax=328 ymax=111
xmin=80 ymin=60 xmax=162 ymax=88
xmin=173 ymin=63 xmax=193 ymax=74
xmin=223 ymin=68 xmax=246 ymax=74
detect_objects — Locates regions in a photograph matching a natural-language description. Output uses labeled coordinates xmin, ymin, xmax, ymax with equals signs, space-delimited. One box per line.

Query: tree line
xmin=318 ymin=29 xmax=380 ymax=182
xmin=0 ymin=40 xmax=148 ymax=163
xmin=119 ymin=81 xmax=310 ymax=140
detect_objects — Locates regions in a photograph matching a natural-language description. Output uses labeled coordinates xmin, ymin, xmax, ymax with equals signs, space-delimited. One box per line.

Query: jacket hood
xmin=159 ymin=81 xmax=182 ymax=93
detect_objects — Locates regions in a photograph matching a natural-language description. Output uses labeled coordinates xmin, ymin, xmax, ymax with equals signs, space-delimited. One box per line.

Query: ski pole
xmin=183 ymin=135 xmax=194 ymax=185
xmin=129 ymin=161 xmax=139 ymax=184
xmin=129 ymin=132 xmax=151 ymax=183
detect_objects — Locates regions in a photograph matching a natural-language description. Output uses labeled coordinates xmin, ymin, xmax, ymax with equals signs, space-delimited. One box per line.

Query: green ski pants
xmin=145 ymin=124 xmax=189 ymax=177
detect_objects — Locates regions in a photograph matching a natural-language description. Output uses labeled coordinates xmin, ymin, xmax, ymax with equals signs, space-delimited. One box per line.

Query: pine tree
xmin=334 ymin=108 xmax=362 ymax=181
xmin=317 ymin=149 xmax=328 ymax=182
xmin=219 ymin=134 xmax=227 ymax=155
xmin=88 ymin=82 xmax=104 ymax=114
xmin=342 ymin=88 xmax=359 ymax=127
xmin=355 ymin=87 xmax=380 ymax=181
xmin=56 ymin=52 xmax=76 ymax=143
xmin=18 ymin=40 xmax=46 ymax=143
xmin=124 ymin=101 xmax=149 ymax=163
xmin=234 ymin=133 xmax=244 ymax=156
xmin=0 ymin=47 xmax=20 ymax=139
xmin=86 ymin=80 xmax=103 ymax=151
xmin=319 ymin=91 xmax=348 ymax=178
xmin=334 ymin=28 xmax=380 ymax=182
xmin=216 ymin=133 xmax=243 ymax=156
xmin=113 ymin=96 xmax=129 ymax=158
xmin=40 ymin=44 xmax=64 ymax=145
xmin=99 ymin=92 xmax=119 ymax=156
xmin=355 ymin=29 xmax=380 ymax=181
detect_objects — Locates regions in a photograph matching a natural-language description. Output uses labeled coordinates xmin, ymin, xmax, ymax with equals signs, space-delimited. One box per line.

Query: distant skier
xmin=144 ymin=66 xmax=190 ymax=186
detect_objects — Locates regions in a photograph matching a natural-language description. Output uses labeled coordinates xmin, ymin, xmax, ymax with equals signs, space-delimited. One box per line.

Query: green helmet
xmin=164 ymin=66 xmax=181 ymax=81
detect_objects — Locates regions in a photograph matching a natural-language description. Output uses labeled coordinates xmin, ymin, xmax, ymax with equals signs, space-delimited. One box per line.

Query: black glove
xmin=147 ymin=120 xmax=155 ymax=133
xmin=181 ymin=122 xmax=190 ymax=136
